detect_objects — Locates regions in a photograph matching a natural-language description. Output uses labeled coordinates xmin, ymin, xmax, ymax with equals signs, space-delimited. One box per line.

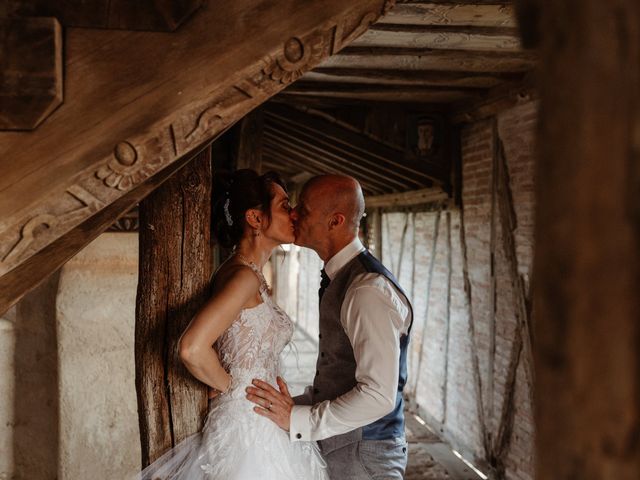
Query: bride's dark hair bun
xmin=212 ymin=169 xmax=287 ymax=248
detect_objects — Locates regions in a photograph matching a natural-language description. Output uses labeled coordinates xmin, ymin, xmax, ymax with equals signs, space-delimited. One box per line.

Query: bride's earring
xmin=254 ymin=229 xmax=260 ymax=237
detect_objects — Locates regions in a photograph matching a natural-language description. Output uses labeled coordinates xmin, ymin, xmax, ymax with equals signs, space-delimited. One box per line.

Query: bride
xmin=139 ymin=169 xmax=328 ymax=479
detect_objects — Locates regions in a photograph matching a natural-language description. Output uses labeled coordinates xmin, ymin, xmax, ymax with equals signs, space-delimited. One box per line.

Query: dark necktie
xmin=319 ymin=269 xmax=331 ymax=301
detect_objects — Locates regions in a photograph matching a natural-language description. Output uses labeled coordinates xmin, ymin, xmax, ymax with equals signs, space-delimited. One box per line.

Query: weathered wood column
xmin=135 ymin=148 xmax=212 ymax=465
xmin=522 ymin=0 xmax=640 ymax=477
xmin=234 ymin=108 xmax=264 ymax=173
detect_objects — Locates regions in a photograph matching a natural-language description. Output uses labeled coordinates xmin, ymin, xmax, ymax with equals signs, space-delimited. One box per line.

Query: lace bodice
xmin=138 ymin=257 xmax=328 ymax=480
xmin=214 ymin=259 xmax=294 ymax=393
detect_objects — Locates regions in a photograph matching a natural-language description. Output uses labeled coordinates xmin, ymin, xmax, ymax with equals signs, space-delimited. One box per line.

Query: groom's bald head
xmin=303 ymin=174 xmax=365 ymax=232
xmin=291 ymin=174 xmax=365 ymax=259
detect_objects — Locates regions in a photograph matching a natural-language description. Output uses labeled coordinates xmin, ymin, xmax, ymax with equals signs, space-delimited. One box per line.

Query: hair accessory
xmin=223 ymin=198 xmax=233 ymax=226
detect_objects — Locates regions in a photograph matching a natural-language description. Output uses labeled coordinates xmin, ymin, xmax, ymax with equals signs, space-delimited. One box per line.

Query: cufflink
xmin=296 ymin=433 xmax=302 ymax=439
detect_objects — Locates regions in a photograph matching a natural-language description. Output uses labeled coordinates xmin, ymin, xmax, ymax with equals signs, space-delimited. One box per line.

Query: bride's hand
xmin=246 ymin=376 xmax=294 ymax=432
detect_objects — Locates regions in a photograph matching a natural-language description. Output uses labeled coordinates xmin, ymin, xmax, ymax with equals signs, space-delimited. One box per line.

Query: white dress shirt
xmin=289 ymin=237 xmax=411 ymax=442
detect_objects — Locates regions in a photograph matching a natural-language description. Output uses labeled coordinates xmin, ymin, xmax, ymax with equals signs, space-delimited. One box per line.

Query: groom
xmin=246 ymin=175 xmax=413 ymax=479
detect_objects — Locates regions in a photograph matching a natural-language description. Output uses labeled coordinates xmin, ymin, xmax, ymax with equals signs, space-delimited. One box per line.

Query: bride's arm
xmin=178 ymin=267 xmax=260 ymax=392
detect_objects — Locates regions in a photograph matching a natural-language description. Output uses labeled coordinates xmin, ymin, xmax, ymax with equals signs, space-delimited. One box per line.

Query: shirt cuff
xmin=289 ymin=405 xmax=312 ymax=442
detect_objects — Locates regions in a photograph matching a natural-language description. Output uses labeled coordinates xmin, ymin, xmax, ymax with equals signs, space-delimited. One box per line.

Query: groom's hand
xmin=246 ymin=376 xmax=294 ymax=432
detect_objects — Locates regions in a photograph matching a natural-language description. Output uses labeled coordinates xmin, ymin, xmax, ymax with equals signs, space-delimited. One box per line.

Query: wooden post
xmin=525 ymin=0 xmax=640 ymax=477
xmin=234 ymin=108 xmax=264 ymax=173
xmin=135 ymin=147 xmax=212 ymax=465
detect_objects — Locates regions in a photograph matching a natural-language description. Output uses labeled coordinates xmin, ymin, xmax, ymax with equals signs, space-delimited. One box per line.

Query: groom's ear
xmin=328 ymin=213 xmax=346 ymax=230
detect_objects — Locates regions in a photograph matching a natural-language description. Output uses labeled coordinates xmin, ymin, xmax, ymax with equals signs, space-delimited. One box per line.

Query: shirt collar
xmin=324 ymin=237 xmax=366 ymax=280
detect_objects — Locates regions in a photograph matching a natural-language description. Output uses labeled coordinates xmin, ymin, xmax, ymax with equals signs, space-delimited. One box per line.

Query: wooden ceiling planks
xmin=290 ymin=0 xmax=535 ymax=104
xmin=351 ymin=25 xmax=521 ymax=51
xmin=320 ymin=47 xmax=536 ymax=72
xmin=379 ymin=2 xmax=516 ymax=27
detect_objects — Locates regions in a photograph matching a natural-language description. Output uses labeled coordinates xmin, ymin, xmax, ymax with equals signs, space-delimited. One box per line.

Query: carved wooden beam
xmin=0 ymin=0 xmax=396 ymax=314
xmin=0 ymin=17 xmax=63 ymax=130
xmin=7 ymin=0 xmax=202 ymax=31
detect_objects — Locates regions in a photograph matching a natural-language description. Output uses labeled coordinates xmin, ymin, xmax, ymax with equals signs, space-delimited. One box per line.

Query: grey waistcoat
xmin=313 ymin=250 xmax=412 ymax=444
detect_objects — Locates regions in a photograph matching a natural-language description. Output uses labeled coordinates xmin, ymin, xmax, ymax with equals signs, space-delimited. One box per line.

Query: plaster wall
xmin=0 ymin=233 xmax=140 ymax=479
xmin=56 ymin=232 xmax=140 ymax=479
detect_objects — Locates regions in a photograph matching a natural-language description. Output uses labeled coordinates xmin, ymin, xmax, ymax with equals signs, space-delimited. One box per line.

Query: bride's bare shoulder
xmin=212 ymin=261 xmax=260 ymax=294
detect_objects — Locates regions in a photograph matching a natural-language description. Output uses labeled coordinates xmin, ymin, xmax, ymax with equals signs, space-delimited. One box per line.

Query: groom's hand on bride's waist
xmin=246 ymin=376 xmax=294 ymax=432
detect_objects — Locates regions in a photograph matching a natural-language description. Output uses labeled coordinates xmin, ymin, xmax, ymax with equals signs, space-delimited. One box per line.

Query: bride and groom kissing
xmin=139 ymin=170 xmax=413 ymax=480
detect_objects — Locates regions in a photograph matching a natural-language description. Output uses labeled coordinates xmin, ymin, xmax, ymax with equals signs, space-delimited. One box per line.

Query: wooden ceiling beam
xmin=285 ymin=81 xmax=484 ymax=94
xmin=381 ymin=3 xmax=516 ymax=27
xmin=321 ymin=47 xmax=537 ymax=72
xmin=303 ymin=68 xmax=521 ymax=88
xmin=280 ymin=85 xmax=481 ymax=103
xmin=365 ymin=187 xmax=449 ymax=208
xmin=369 ymin=23 xmax=519 ymax=36
xmin=396 ymin=1 xmax=513 ymax=5
xmin=352 ymin=24 xmax=522 ymax=51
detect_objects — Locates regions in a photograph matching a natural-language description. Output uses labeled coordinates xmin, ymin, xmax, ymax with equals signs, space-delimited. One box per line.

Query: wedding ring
xmin=268 ymin=401 xmax=273 ymax=410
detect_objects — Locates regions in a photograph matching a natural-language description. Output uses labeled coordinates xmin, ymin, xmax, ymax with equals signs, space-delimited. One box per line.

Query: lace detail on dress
xmin=137 ymin=255 xmax=327 ymax=479
xmin=215 ymin=256 xmax=294 ymax=389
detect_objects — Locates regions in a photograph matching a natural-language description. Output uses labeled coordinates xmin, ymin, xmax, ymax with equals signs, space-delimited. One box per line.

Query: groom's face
xmin=290 ymin=186 xmax=326 ymax=250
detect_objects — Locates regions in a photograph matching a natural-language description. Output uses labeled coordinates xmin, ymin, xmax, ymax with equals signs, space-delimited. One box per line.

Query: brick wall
xmin=379 ymin=100 xmax=537 ymax=479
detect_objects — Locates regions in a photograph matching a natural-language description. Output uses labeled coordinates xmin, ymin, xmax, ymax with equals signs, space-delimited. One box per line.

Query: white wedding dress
xmin=138 ymin=260 xmax=328 ymax=480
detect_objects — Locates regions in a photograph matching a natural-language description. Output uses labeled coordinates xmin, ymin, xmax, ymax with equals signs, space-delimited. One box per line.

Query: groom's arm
xmin=289 ymin=273 xmax=411 ymax=442
xmin=292 ymin=385 xmax=314 ymax=406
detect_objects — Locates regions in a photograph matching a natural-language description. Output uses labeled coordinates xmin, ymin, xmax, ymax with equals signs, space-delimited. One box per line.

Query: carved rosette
xmin=262 ymin=35 xmax=324 ymax=84
xmin=96 ymin=141 xmax=159 ymax=191
xmin=108 ymin=207 xmax=139 ymax=232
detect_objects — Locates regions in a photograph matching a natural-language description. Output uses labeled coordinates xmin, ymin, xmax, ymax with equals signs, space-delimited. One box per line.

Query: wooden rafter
xmin=264 ymin=103 xmax=449 ymax=190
